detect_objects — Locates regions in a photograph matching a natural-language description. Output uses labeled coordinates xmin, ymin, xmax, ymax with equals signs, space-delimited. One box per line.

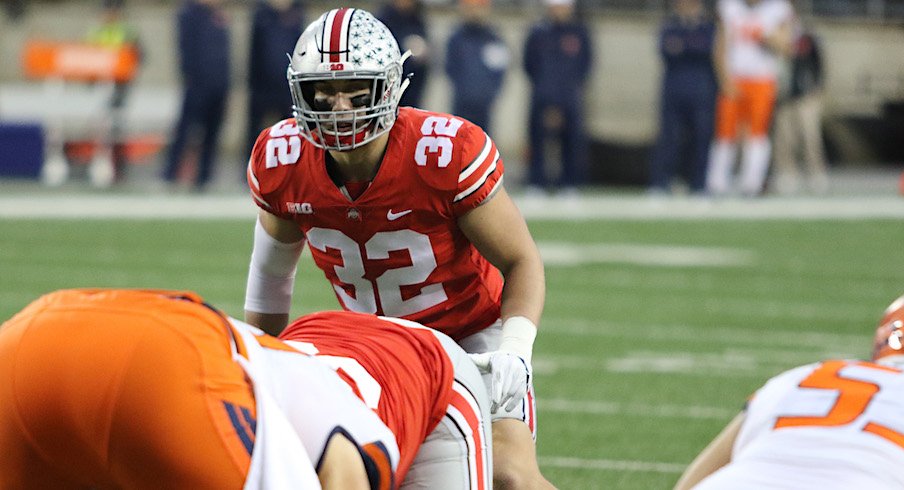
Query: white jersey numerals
xmin=265 ymin=121 xmax=302 ymax=168
xmin=415 ymin=116 xmax=463 ymax=168
xmin=284 ymin=340 xmax=383 ymax=410
xmin=305 ymin=228 xmax=448 ymax=316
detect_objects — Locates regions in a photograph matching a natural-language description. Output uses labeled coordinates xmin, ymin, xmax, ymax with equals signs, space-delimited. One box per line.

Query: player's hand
xmin=469 ymin=351 xmax=531 ymax=414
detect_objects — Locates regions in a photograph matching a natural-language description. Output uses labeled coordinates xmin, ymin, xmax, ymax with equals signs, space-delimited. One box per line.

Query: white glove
xmin=470 ymin=351 xmax=532 ymax=414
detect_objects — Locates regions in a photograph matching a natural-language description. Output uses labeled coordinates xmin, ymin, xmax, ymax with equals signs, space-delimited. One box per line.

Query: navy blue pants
xmin=650 ymin=86 xmax=715 ymax=193
xmin=527 ymin=99 xmax=587 ymax=189
xmin=163 ymin=86 xmax=228 ymax=189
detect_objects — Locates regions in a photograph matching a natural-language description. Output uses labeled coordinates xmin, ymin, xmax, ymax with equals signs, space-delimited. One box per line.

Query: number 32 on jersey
xmin=265 ymin=121 xmax=301 ymax=168
xmin=415 ymin=116 xmax=463 ymax=168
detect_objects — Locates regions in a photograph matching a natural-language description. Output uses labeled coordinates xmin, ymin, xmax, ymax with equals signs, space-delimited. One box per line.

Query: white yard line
xmin=538 ymin=242 xmax=755 ymax=267
xmin=0 ymin=193 xmax=902 ymax=219
xmin=532 ymin=352 xmax=813 ymax=378
xmin=513 ymin=195 xmax=904 ymax=220
xmin=0 ymin=194 xmax=258 ymax=220
xmin=539 ymin=456 xmax=686 ymax=474
xmin=540 ymin=318 xmax=866 ymax=348
xmin=540 ymin=398 xmax=736 ymax=420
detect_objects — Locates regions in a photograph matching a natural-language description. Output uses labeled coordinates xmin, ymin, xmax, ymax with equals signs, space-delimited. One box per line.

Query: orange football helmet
xmin=871 ymin=294 xmax=904 ymax=364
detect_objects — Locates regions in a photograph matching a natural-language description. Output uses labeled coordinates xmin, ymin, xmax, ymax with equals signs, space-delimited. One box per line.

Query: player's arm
xmin=459 ymin=186 xmax=545 ymax=411
xmin=673 ymin=411 xmax=745 ymax=490
xmin=760 ymin=17 xmax=794 ymax=57
xmin=318 ymin=433 xmax=372 ymax=490
xmin=244 ymin=209 xmax=306 ymax=336
xmin=459 ymin=186 xmax=545 ymax=331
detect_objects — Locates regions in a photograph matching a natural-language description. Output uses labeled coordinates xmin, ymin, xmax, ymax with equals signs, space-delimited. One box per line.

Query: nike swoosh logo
xmin=387 ymin=209 xmax=412 ymax=221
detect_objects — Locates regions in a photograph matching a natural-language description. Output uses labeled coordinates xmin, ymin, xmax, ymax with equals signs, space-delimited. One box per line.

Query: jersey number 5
xmin=775 ymin=360 xmax=904 ymax=449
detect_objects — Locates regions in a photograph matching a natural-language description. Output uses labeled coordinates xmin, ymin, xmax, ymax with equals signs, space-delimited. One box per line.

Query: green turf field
xmin=1 ymin=216 xmax=902 ymax=488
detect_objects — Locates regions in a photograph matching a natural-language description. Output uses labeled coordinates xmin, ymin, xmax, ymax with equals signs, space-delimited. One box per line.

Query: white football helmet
xmin=288 ymin=8 xmax=410 ymax=151
xmin=872 ymin=294 xmax=904 ymax=367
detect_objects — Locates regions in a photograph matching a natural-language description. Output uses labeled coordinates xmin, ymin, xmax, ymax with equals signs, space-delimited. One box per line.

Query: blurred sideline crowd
xmin=0 ymin=0 xmax=878 ymax=197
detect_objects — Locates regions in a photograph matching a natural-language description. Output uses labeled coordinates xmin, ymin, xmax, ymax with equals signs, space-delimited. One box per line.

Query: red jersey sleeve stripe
xmin=458 ymin=133 xmax=492 ymax=183
xmin=246 ymin=164 xmax=271 ymax=210
xmin=484 ymin=174 xmax=504 ymax=201
xmin=454 ymin=150 xmax=499 ymax=203
xmin=251 ymin=192 xmax=270 ymax=210
xmin=247 ymin=160 xmax=260 ymax=191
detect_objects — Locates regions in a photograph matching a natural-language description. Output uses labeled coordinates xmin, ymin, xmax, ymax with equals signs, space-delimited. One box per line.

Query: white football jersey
xmin=228 ymin=318 xmax=401 ymax=490
xmin=718 ymin=0 xmax=794 ymax=79
xmin=695 ymin=360 xmax=904 ymax=489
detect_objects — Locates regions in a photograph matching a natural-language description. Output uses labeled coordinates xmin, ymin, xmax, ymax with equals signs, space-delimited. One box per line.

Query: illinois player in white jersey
xmin=708 ymin=0 xmax=794 ymax=196
xmin=0 ymin=289 xmax=490 ymax=490
xmin=280 ymin=311 xmax=491 ymax=489
xmin=243 ymin=7 xmax=551 ymax=488
xmin=674 ymin=294 xmax=904 ymax=490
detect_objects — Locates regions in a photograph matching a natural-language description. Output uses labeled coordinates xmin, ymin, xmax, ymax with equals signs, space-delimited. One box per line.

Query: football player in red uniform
xmin=243 ymin=7 xmax=551 ymax=488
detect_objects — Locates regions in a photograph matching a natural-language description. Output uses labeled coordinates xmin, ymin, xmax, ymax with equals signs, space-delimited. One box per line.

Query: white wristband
xmin=499 ymin=316 xmax=537 ymax=363
xmin=244 ymin=218 xmax=305 ymax=314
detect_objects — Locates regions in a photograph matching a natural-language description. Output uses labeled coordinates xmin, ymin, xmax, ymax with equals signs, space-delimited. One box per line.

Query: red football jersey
xmin=279 ymin=311 xmax=455 ymax=483
xmin=248 ymin=107 xmax=505 ymax=340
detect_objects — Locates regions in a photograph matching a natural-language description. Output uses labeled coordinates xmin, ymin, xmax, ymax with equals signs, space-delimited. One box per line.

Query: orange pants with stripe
xmin=715 ymin=78 xmax=778 ymax=139
xmin=0 ymin=289 xmax=256 ymax=490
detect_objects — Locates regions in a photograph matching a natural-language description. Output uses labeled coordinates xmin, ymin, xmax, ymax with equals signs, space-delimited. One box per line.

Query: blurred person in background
xmin=523 ymin=0 xmax=593 ymax=198
xmin=2 ymin=0 xmax=25 ymax=21
xmin=649 ymin=0 xmax=718 ymax=196
xmin=245 ymin=0 xmax=304 ymax=163
xmin=771 ymin=20 xmax=828 ymax=195
xmin=674 ymin=294 xmax=904 ymax=489
xmin=377 ymin=0 xmax=432 ymax=109
xmin=162 ymin=0 xmax=231 ymax=192
xmin=85 ymin=0 xmax=143 ymax=186
xmin=707 ymin=0 xmax=794 ymax=197
xmin=445 ymin=0 xmax=509 ymax=133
